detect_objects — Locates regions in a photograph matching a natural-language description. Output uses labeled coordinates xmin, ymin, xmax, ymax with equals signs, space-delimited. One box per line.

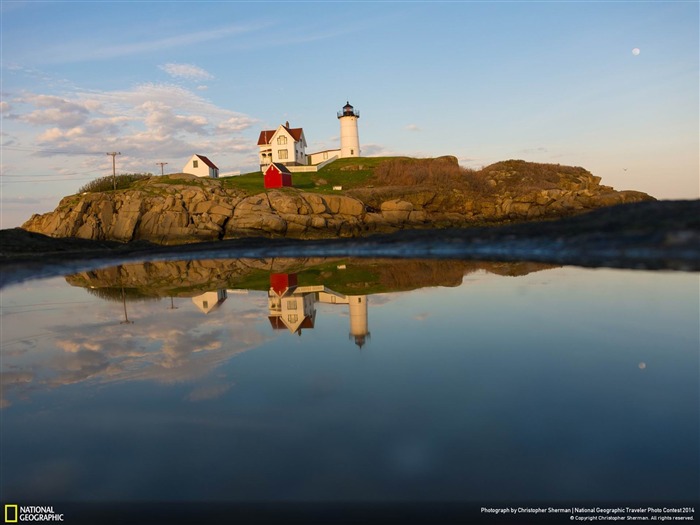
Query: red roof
xmin=257 ymin=125 xmax=304 ymax=145
xmin=267 ymin=162 xmax=292 ymax=174
xmin=299 ymin=316 xmax=315 ymax=329
xmin=257 ymin=130 xmax=275 ymax=146
xmin=194 ymin=154 xmax=218 ymax=170
xmin=268 ymin=316 xmax=286 ymax=330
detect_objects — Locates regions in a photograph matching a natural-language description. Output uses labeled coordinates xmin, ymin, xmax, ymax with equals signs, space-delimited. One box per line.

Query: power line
xmin=1 ymin=177 xmax=97 ymax=184
xmin=156 ymin=162 xmax=168 ymax=176
xmin=2 ymin=146 xmax=104 ymax=156
xmin=1 ymin=167 xmax=102 ymax=178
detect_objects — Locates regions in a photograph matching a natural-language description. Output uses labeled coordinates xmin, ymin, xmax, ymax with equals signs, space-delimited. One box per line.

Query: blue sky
xmin=1 ymin=1 xmax=698 ymax=228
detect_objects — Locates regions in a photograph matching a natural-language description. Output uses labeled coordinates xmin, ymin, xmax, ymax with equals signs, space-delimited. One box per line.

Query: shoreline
xmin=2 ymin=200 xmax=699 ymax=287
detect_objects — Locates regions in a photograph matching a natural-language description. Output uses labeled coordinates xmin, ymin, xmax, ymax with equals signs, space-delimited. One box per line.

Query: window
xmin=202 ymin=301 xmax=208 ymax=309
xmin=350 ymin=149 xmax=354 ymax=155
xmin=278 ymin=150 xmax=288 ymax=160
xmin=287 ymin=300 xmax=297 ymax=310
xmin=277 ymin=136 xmax=287 ymax=145
xmin=288 ymin=314 xmax=298 ymax=323
xmin=193 ymin=160 xmax=199 ymax=168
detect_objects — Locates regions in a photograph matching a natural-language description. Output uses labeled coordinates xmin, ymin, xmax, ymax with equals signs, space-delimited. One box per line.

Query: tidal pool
xmin=1 ymin=258 xmax=698 ymax=521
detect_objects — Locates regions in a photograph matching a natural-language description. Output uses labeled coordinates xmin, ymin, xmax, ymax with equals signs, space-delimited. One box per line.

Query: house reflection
xmin=185 ymin=273 xmax=371 ymax=348
xmin=191 ymin=290 xmax=227 ymax=314
xmin=267 ymin=273 xmax=370 ymax=348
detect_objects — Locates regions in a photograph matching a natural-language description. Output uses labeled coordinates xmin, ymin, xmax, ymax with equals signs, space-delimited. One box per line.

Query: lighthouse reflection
xmin=188 ymin=271 xmax=370 ymax=347
xmin=267 ymin=273 xmax=370 ymax=347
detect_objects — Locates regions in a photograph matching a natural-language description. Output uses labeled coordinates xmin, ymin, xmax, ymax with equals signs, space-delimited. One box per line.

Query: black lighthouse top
xmin=337 ymin=101 xmax=360 ymax=119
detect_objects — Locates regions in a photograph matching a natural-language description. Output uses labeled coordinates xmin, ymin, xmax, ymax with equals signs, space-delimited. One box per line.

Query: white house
xmin=257 ymin=122 xmax=307 ymax=171
xmin=183 ymin=154 xmax=219 ymax=178
xmin=258 ymin=102 xmax=360 ymax=172
xmin=308 ymin=149 xmax=340 ymax=165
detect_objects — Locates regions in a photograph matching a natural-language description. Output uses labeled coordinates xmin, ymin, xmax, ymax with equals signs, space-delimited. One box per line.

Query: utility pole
xmin=106 ymin=152 xmax=121 ymax=190
xmin=156 ymin=162 xmax=168 ymax=176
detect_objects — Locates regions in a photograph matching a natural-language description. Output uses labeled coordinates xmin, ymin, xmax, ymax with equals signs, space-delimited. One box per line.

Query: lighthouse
xmin=337 ymin=101 xmax=360 ymax=158
xmin=347 ymin=295 xmax=370 ymax=348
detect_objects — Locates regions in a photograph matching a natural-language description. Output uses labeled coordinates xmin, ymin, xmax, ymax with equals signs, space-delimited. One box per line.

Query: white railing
xmin=286 ymin=156 xmax=338 ymax=173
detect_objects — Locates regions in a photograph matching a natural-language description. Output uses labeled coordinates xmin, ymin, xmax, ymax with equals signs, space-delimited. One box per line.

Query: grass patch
xmin=147 ymin=178 xmax=210 ymax=187
xmin=220 ymin=172 xmax=265 ymax=193
xmin=78 ymin=173 xmax=153 ymax=193
xmin=217 ymin=259 xmax=384 ymax=294
xmin=219 ymin=157 xmax=398 ymax=195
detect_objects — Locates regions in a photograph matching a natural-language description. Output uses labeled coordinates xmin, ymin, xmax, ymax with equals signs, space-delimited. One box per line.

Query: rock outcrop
xmin=22 ymin=161 xmax=654 ymax=244
xmin=64 ymin=258 xmax=558 ymax=299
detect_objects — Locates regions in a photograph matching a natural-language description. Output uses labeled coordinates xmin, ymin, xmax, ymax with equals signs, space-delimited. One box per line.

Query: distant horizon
xmin=2 ymin=1 xmax=698 ymax=228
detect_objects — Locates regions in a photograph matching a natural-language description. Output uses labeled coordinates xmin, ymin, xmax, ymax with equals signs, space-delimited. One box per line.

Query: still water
xmin=1 ymin=258 xmax=698 ymax=509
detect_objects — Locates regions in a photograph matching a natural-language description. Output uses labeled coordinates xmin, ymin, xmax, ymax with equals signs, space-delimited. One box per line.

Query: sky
xmin=1 ymin=0 xmax=698 ymax=228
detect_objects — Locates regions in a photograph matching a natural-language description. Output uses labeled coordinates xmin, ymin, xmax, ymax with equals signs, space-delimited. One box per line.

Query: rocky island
xmin=22 ymin=157 xmax=653 ymax=243
xmin=7 ymin=157 xmax=699 ymax=287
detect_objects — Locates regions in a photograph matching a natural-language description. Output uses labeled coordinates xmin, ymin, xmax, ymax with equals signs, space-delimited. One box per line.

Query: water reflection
xmin=1 ymin=259 xmax=556 ymax=410
xmin=268 ymin=272 xmax=370 ymax=347
xmin=1 ymin=258 xmax=697 ymax=507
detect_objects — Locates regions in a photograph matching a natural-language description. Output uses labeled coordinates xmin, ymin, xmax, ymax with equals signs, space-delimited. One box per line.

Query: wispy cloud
xmin=159 ymin=63 xmax=214 ymax=82
xmin=0 ymin=196 xmax=44 ymax=205
xmin=39 ymin=22 xmax=269 ymax=64
xmin=519 ymin=147 xmax=548 ymax=154
xmin=405 ymin=124 xmax=421 ymax=132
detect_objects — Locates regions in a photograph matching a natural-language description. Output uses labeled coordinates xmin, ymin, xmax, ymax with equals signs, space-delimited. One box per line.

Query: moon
xmin=639 ymin=362 xmax=646 ymax=370
xmin=632 ymin=48 xmax=641 ymax=56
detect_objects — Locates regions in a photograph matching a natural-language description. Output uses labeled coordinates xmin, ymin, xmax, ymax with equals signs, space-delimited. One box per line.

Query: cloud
xmin=159 ymin=63 xmax=214 ymax=81
xmin=0 ymin=101 xmax=11 ymax=114
xmin=38 ymin=22 xmax=269 ymax=64
xmin=360 ymin=143 xmax=396 ymax=157
xmin=519 ymin=147 xmax=548 ymax=154
xmin=457 ymin=156 xmax=485 ymax=168
xmin=0 ymin=196 xmax=44 ymax=205
xmin=141 ymin=100 xmax=210 ymax=136
xmin=405 ymin=124 xmax=421 ymax=132
xmin=186 ymin=382 xmax=233 ymax=402
xmin=19 ymin=94 xmax=90 ymax=127
xmin=1 ymin=297 xmax=273 ymax=407
xmin=216 ymin=116 xmax=256 ymax=134
xmin=7 ymin=83 xmax=258 ymax=172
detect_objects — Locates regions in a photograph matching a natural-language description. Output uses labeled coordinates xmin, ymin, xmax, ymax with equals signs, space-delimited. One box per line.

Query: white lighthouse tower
xmin=338 ymin=101 xmax=360 ymax=158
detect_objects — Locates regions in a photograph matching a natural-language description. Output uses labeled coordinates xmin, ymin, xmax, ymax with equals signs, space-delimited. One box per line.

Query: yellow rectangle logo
xmin=4 ymin=504 xmax=18 ymax=523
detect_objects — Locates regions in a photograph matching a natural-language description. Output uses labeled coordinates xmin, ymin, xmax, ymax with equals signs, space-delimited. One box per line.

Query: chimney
xmin=285 ymin=121 xmax=290 ymax=128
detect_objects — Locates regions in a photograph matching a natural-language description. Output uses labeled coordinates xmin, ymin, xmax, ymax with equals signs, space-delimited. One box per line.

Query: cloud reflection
xmin=1 ymin=294 xmax=271 ymax=408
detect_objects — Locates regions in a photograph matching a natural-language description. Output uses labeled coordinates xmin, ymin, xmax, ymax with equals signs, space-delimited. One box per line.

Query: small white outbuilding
xmin=183 ymin=154 xmax=219 ymax=178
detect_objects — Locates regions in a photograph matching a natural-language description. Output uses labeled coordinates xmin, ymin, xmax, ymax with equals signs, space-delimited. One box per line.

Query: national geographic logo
xmin=4 ymin=505 xmax=64 ymax=522
xmin=4 ymin=505 xmax=18 ymax=523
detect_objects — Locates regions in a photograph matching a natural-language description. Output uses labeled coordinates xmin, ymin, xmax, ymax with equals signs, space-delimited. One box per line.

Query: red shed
xmin=264 ymin=162 xmax=293 ymax=189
